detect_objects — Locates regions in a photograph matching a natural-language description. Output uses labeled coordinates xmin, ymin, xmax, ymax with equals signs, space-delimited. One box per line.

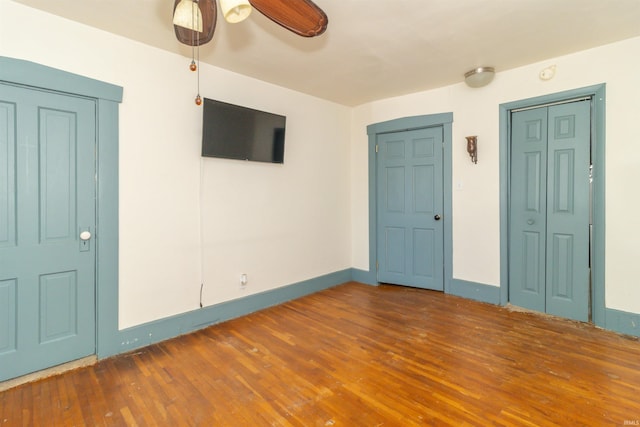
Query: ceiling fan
xmin=173 ymin=0 xmax=327 ymax=105
xmin=173 ymin=0 xmax=329 ymax=47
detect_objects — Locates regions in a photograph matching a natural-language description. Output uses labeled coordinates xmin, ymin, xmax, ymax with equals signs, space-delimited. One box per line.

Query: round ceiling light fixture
xmin=464 ymin=67 xmax=495 ymax=88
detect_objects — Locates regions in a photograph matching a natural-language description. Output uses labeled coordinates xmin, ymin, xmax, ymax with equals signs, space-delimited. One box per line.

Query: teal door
xmin=509 ymin=100 xmax=591 ymax=321
xmin=377 ymin=126 xmax=444 ymax=290
xmin=0 ymin=83 xmax=96 ymax=381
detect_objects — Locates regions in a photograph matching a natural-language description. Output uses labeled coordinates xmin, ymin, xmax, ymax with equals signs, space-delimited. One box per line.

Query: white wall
xmin=4 ymin=0 xmax=640 ymax=326
xmin=198 ymin=89 xmax=352 ymax=306
xmin=351 ymin=36 xmax=640 ymax=314
xmin=1 ymin=1 xmax=352 ymax=328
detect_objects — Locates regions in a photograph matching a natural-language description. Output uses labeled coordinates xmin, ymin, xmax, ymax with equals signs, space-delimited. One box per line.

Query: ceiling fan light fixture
xmin=220 ymin=0 xmax=252 ymax=23
xmin=173 ymin=0 xmax=203 ymax=32
xmin=464 ymin=67 xmax=495 ymax=88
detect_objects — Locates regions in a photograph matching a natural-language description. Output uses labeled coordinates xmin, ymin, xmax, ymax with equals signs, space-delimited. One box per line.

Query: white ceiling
xmin=13 ymin=0 xmax=640 ymax=106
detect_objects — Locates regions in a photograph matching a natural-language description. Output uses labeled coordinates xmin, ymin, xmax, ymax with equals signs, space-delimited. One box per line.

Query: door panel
xmin=509 ymin=100 xmax=590 ymax=322
xmin=0 ymin=100 xmax=16 ymax=248
xmin=522 ymin=231 xmax=542 ymax=292
xmin=0 ymin=83 xmax=96 ymax=381
xmin=385 ymin=227 xmax=405 ymax=274
xmin=386 ymin=166 xmax=405 ymax=213
xmin=545 ymin=101 xmax=590 ymax=321
xmin=40 ymin=271 xmax=78 ymax=343
xmin=509 ymin=107 xmax=548 ymax=312
xmin=413 ymin=228 xmax=434 ymax=279
xmin=40 ymin=108 xmax=78 ymax=242
xmin=377 ymin=127 xmax=443 ymax=290
xmin=0 ymin=279 xmax=17 ymax=353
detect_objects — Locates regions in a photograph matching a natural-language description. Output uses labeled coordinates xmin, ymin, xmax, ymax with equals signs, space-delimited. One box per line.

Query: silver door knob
xmin=527 ymin=219 xmax=535 ymax=225
xmin=80 ymin=231 xmax=92 ymax=241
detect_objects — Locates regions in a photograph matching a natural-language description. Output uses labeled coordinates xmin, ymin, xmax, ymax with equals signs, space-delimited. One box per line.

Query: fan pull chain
xmin=194 ymin=0 xmax=202 ymax=105
xmin=186 ymin=0 xmax=202 ymax=105
xmin=190 ymin=1 xmax=196 ymax=72
xmin=190 ymin=49 xmax=196 ymax=72
xmin=195 ymin=28 xmax=202 ymax=106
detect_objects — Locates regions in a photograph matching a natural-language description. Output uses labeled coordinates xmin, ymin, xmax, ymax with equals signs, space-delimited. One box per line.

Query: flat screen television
xmin=202 ymin=98 xmax=286 ymax=163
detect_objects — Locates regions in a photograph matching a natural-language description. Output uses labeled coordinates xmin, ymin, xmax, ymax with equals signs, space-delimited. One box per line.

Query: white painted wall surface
xmin=351 ymin=36 xmax=640 ymax=314
xmin=1 ymin=1 xmax=352 ymax=328
xmin=3 ymin=0 xmax=640 ymax=322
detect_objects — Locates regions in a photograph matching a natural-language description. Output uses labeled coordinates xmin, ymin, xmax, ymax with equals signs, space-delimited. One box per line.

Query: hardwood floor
xmin=2 ymin=282 xmax=640 ymax=426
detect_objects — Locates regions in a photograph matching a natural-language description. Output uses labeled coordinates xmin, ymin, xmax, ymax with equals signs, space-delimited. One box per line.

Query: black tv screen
xmin=202 ymin=98 xmax=286 ymax=163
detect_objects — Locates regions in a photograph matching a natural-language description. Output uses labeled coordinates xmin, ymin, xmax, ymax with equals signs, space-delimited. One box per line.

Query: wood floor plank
xmin=2 ymin=282 xmax=640 ymax=426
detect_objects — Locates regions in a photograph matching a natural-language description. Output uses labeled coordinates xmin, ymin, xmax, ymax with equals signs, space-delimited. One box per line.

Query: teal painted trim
xmin=499 ymin=84 xmax=606 ymax=327
xmin=351 ymin=268 xmax=377 ymax=285
xmin=95 ymin=99 xmax=121 ymax=358
xmin=590 ymin=86 xmax=606 ymax=328
xmin=367 ymin=128 xmax=378 ymax=277
xmin=449 ymin=279 xmax=500 ymax=305
xmin=442 ymin=122 xmax=453 ymax=294
xmin=366 ymin=113 xmax=454 ymax=288
xmin=605 ymin=308 xmax=640 ymax=338
xmin=1 ymin=57 xmax=123 ymax=361
xmin=499 ymin=103 xmax=510 ymax=306
xmin=366 ymin=112 xmax=454 ymax=135
xmin=0 ymin=56 xmax=122 ymax=103
xmin=99 ymin=269 xmax=352 ymax=357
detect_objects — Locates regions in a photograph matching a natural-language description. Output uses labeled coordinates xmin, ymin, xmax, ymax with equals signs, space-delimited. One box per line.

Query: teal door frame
xmin=499 ymin=84 xmax=606 ymax=327
xmin=366 ymin=113 xmax=453 ymax=292
xmin=0 ymin=57 xmax=123 ymax=359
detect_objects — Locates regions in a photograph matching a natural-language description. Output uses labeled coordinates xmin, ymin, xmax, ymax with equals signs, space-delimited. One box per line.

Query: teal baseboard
xmin=351 ymin=268 xmax=377 ymax=286
xmin=99 ymin=269 xmax=640 ymax=360
xmin=98 ymin=269 xmax=352 ymax=358
xmin=605 ymin=308 xmax=640 ymax=338
xmin=350 ymin=271 xmax=501 ymax=305
xmin=449 ymin=279 xmax=500 ymax=305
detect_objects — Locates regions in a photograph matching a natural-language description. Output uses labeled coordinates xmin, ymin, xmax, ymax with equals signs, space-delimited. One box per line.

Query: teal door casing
xmin=376 ymin=126 xmax=444 ymax=290
xmin=1 ymin=56 xmax=122 ymax=364
xmin=508 ymin=99 xmax=592 ymax=322
xmin=0 ymin=83 xmax=97 ymax=381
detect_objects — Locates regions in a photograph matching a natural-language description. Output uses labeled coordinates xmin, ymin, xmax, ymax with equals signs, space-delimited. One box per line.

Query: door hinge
xmin=376 ymin=261 xmax=379 ymax=271
xmin=375 ymin=144 xmax=379 ymax=153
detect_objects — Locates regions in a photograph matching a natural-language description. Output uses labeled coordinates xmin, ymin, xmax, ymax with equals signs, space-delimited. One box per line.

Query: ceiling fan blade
xmin=249 ymin=0 xmax=328 ymax=37
xmin=173 ymin=0 xmax=217 ymax=46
